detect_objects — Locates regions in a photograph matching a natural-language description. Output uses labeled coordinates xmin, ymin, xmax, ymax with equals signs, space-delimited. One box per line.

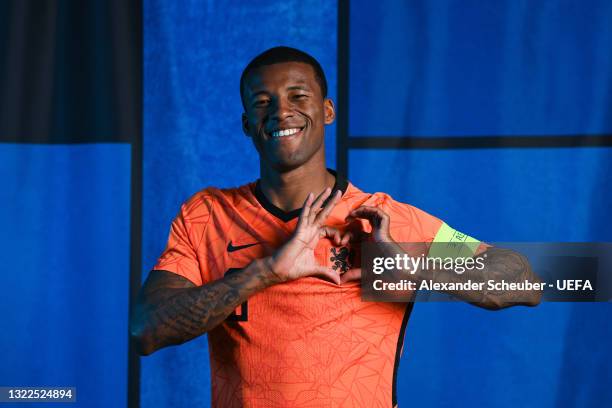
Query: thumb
xmin=340 ymin=268 xmax=362 ymax=284
xmin=313 ymin=266 xmax=341 ymax=285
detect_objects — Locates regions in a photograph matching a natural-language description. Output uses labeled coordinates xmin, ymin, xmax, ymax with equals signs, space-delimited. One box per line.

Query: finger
xmin=344 ymin=210 xmax=371 ymax=225
xmin=300 ymin=192 xmax=314 ymax=219
xmin=340 ymin=268 xmax=362 ymax=284
xmin=313 ymin=266 xmax=341 ymax=285
xmin=309 ymin=188 xmax=331 ymax=224
xmin=340 ymin=231 xmax=354 ymax=246
xmin=314 ymin=189 xmax=341 ymax=225
xmin=320 ymin=226 xmax=342 ymax=245
xmin=349 ymin=206 xmax=390 ymax=230
xmin=311 ymin=187 xmax=332 ymax=213
xmin=296 ymin=192 xmax=314 ymax=229
xmin=343 ymin=219 xmax=369 ymax=243
xmin=349 ymin=205 xmax=380 ymax=219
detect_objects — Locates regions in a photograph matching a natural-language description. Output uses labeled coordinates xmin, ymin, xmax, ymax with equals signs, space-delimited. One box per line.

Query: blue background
xmin=349 ymin=0 xmax=612 ymax=137
xmin=143 ymin=1 xmax=612 ymax=407
xmin=0 ymin=144 xmax=130 ymax=407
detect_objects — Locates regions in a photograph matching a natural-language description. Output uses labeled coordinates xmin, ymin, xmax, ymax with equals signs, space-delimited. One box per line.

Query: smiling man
xmin=130 ymin=46 xmax=542 ymax=408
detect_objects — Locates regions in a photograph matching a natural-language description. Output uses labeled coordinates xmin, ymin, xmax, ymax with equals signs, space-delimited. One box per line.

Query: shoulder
xmin=348 ymin=182 xmax=443 ymax=241
xmin=381 ymin=194 xmax=444 ymax=242
xmin=345 ymin=182 xmax=434 ymax=216
xmin=179 ymin=182 xmax=256 ymax=221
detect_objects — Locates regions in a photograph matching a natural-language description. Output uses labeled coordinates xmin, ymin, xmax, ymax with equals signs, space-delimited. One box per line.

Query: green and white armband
xmin=428 ymin=222 xmax=481 ymax=259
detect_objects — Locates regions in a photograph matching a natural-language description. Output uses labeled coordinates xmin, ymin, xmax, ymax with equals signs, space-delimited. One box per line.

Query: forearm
xmin=131 ymin=258 xmax=277 ymax=355
xmin=382 ymin=242 xmax=543 ymax=309
xmin=430 ymin=247 xmax=542 ymax=309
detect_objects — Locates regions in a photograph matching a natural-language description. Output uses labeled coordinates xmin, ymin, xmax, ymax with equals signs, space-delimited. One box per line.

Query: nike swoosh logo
xmin=227 ymin=241 xmax=259 ymax=252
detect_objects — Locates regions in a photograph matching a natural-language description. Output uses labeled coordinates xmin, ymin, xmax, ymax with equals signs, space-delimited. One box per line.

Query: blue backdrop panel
xmin=403 ymin=302 xmax=611 ymax=408
xmin=0 ymin=144 xmax=130 ymax=408
xmin=143 ymin=1 xmax=337 ymax=406
xmin=350 ymin=148 xmax=612 ymax=241
xmin=349 ymin=148 xmax=612 ymax=407
xmin=349 ymin=0 xmax=612 ymax=137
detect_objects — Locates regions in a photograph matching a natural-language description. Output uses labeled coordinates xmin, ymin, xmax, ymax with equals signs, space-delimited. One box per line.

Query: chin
xmin=266 ymin=150 xmax=313 ymax=172
xmin=269 ymin=158 xmax=306 ymax=173
xmin=261 ymin=141 xmax=323 ymax=173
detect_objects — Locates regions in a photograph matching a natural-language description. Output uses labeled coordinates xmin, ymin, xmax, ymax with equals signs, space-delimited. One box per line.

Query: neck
xmin=259 ymin=155 xmax=335 ymax=212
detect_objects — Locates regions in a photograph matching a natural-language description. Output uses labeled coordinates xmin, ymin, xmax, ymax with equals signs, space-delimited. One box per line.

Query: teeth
xmin=271 ymin=128 xmax=301 ymax=138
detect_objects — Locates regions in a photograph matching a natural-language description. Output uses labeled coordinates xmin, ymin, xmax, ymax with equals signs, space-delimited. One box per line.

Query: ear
xmin=323 ymin=98 xmax=336 ymax=125
xmin=242 ymin=113 xmax=251 ymax=137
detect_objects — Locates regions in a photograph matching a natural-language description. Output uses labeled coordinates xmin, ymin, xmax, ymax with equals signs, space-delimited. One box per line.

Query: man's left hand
xmin=346 ymin=205 xmax=392 ymax=243
xmin=341 ymin=205 xmax=394 ymax=284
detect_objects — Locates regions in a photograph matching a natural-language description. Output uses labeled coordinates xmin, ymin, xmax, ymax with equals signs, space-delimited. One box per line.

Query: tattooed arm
xmin=130 ymin=259 xmax=277 ymax=355
xmin=379 ymin=241 xmax=542 ymax=310
xmin=434 ymin=246 xmax=542 ymax=309
xmin=130 ymin=188 xmax=343 ymax=355
xmin=343 ymin=206 xmax=543 ymax=310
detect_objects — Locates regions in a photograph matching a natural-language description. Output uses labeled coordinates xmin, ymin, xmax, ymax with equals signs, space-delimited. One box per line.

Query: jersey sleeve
xmin=380 ymin=194 xmax=487 ymax=256
xmin=379 ymin=194 xmax=444 ymax=243
xmin=152 ymin=192 xmax=214 ymax=286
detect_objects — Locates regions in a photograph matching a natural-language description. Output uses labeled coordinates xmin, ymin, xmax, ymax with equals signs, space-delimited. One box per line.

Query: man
xmin=130 ymin=46 xmax=542 ymax=407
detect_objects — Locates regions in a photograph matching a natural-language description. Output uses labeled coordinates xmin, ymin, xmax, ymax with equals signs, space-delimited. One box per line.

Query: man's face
xmin=242 ymin=62 xmax=335 ymax=172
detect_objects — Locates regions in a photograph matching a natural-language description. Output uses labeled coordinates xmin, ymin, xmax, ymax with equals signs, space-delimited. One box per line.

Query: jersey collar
xmin=254 ymin=169 xmax=348 ymax=223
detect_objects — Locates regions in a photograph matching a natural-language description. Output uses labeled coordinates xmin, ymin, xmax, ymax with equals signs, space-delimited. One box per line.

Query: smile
xmin=270 ymin=127 xmax=303 ymax=138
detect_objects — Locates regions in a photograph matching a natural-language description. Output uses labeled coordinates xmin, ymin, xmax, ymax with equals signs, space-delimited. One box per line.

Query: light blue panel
xmin=401 ymin=302 xmax=612 ymax=408
xmin=349 ymin=148 xmax=612 ymax=407
xmin=0 ymin=143 xmax=131 ymax=408
xmin=350 ymin=0 xmax=612 ymax=136
xmin=143 ymin=1 xmax=338 ymax=406
xmin=350 ymin=148 xmax=612 ymax=241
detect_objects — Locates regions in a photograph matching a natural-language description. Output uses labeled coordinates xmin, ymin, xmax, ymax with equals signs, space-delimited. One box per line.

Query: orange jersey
xmin=154 ymin=171 xmax=447 ymax=407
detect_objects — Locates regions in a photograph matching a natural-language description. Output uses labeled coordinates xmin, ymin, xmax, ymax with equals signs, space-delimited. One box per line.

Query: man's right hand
xmin=265 ymin=187 xmax=343 ymax=285
xmin=131 ymin=187 xmax=344 ymax=355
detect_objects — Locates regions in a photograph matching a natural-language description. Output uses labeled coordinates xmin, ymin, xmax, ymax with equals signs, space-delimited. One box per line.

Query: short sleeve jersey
xmin=153 ymin=171 xmax=467 ymax=408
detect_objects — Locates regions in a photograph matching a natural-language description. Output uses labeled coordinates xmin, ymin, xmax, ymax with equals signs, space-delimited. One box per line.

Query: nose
xmin=270 ymin=96 xmax=292 ymax=121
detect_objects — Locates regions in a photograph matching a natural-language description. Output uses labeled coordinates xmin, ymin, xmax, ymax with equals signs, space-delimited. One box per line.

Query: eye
xmin=253 ymin=99 xmax=270 ymax=108
xmin=293 ymin=94 xmax=308 ymax=100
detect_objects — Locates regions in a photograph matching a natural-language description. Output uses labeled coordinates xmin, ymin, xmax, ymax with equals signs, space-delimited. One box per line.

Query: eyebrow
xmin=250 ymin=90 xmax=270 ymax=99
xmin=249 ymin=84 xmax=312 ymax=100
xmin=287 ymin=85 xmax=310 ymax=92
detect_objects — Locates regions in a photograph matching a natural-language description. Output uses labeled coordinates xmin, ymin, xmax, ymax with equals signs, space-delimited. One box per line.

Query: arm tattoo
xmin=427 ymin=247 xmax=543 ymax=309
xmin=131 ymin=259 xmax=276 ymax=355
xmin=383 ymin=242 xmax=543 ymax=310
xmin=471 ymin=247 xmax=542 ymax=309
